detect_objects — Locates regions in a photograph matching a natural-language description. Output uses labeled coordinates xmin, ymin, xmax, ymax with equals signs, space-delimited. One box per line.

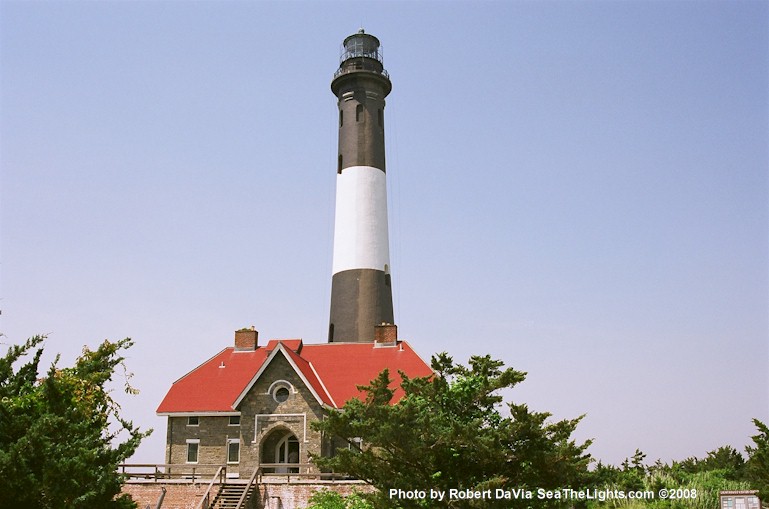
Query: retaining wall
xmin=123 ymin=479 xmax=374 ymax=509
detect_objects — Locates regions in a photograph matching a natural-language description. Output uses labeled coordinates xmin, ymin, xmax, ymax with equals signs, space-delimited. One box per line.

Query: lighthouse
xmin=328 ymin=30 xmax=394 ymax=343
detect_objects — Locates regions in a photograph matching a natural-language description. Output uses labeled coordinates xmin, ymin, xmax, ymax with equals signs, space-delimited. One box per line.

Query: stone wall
xmin=167 ymin=416 xmax=239 ymax=475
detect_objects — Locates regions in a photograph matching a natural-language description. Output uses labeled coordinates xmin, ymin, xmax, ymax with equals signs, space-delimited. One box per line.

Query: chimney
xmin=374 ymin=323 xmax=397 ymax=347
xmin=234 ymin=327 xmax=258 ymax=351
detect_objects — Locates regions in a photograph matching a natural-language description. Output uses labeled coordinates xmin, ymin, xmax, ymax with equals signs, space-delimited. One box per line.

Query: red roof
xmin=156 ymin=340 xmax=433 ymax=414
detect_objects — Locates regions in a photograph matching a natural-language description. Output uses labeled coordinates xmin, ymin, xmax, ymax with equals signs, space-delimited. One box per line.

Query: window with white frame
xmin=268 ymin=380 xmax=294 ymax=403
xmin=229 ymin=415 xmax=240 ymax=426
xmin=187 ymin=416 xmax=199 ymax=426
xmin=227 ymin=439 xmax=240 ymax=464
xmin=349 ymin=437 xmax=363 ymax=451
xmin=186 ymin=439 xmax=200 ymax=463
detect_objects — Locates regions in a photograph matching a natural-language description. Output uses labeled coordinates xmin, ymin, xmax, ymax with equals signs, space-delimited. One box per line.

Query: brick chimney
xmin=374 ymin=323 xmax=397 ymax=347
xmin=234 ymin=327 xmax=258 ymax=351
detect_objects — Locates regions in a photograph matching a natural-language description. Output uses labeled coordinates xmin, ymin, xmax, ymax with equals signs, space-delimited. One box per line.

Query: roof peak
xmin=265 ymin=338 xmax=303 ymax=354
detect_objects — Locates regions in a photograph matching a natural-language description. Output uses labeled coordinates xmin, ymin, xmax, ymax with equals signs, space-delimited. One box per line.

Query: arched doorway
xmin=261 ymin=428 xmax=299 ymax=473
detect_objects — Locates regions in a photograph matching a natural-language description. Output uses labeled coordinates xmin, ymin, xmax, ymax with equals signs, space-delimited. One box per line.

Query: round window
xmin=274 ymin=386 xmax=290 ymax=403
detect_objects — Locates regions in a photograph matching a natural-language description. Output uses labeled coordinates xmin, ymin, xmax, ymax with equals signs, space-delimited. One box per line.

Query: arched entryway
xmin=260 ymin=428 xmax=299 ymax=473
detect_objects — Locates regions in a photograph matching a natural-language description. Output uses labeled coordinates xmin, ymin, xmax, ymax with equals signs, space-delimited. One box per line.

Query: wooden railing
xmin=257 ymin=463 xmax=349 ymax=482
xmin=119 ymin=462 xmax=353 ymax=483
xmin=118 ymin=463 xmax=225 ymax=482
xmin=198 ymin=466 xmax=226 ymax=509
xmin=235 ymin=466 xmax=260 ymax=509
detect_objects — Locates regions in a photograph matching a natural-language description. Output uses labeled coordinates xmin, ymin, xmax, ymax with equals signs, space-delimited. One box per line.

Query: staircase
xmin=209 ymin=483 xmax=256 ymax=509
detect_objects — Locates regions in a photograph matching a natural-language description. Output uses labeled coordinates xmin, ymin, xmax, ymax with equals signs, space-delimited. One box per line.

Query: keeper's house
xmin=156 ymin=326 xmax=431 ymax=477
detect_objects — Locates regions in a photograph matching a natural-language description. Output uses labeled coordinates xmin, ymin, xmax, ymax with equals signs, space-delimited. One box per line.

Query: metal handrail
xmin=333 ymin=63 xmax=389 ymax=80
xmin=197 ymin=465 xmax=226 ymax=509
xmin=154 ymin=486 xmax=166 ymax=509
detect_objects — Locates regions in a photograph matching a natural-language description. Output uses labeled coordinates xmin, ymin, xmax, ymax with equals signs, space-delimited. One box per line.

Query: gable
xmin=232 ymin=343 xmax=333 ymax=409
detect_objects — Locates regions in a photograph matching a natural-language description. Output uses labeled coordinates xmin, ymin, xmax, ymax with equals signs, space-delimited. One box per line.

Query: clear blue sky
xmin=2 ymin=1 xmax=767 ymax=466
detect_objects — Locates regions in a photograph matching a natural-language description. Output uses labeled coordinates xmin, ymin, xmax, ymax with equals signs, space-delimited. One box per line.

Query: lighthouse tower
xmin=328 ymin=30 xmax=394 ymax=343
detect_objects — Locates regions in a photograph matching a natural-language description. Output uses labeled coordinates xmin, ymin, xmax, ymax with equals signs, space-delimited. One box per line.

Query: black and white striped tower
xmin=328 ymin=29 xmax=394 ymax=343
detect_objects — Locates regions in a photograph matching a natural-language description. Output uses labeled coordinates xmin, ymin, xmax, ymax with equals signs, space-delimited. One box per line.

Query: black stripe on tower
xmin=329 ymin=269 xmax=394 ymax=343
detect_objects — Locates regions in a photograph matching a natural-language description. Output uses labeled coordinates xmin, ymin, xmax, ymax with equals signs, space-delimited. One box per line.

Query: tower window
xmin=338 ymin=154 xmax=343 ymax=174
xmin=339 ymin=110 xmax=343 ymax=127
xmin=378 ymin=109 xmax=383 ymax=127
xmin=356 ymin=104 xmax=363 ymax=122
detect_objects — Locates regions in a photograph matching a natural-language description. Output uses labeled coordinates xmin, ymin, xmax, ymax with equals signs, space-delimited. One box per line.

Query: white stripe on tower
xmin=331 ymin=165 xmax=390 ymax=275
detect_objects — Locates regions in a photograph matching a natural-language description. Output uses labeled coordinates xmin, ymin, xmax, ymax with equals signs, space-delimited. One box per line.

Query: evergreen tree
xmin=0 ymin=336 xmax=150 ymax=508
xmin=744 ymin=419 xmax=769 ymax=502
xmin=312 ymin=352 xmax=592 ymax=508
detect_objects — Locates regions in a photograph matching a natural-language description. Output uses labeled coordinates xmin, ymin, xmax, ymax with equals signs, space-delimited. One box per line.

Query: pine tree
xmin=312 ymin=352 xmax=592 ymax=508
xmin=0 ymin=336 xmax=150 ymax=508
xmin=744 ymin=419 xmax=769 ymax=502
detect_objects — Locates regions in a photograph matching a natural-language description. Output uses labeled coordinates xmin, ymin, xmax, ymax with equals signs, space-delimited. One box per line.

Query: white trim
xmin=254 ymin=413 xmax=308 ymax=444
xmin=271 ymin=384 xmax=293 ymax=404
xmin=227 ymin=438 xmax=240 ymax=464
xmin=274 ymin=433 xmax=300 ymax=468
xmin=308 ymin=361 xmax=338 ymax=408
xmin=266 ymin=379 xmax=295 ymax=395
xmin=349 ymin=437 xmax=363 ymax=450
xmin=231 ymin=346 xmax=282 ymax=408
xmin=185 ymin=439 xmax=200 ymax=464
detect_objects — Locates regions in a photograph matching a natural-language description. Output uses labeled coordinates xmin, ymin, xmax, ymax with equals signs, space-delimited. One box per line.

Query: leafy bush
xmin=307 ymin=489 xmax=373 ymax=509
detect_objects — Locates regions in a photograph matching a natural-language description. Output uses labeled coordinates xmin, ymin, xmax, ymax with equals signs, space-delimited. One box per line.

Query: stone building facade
xmin=157 ymin=327 xmax=432 ymax=478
